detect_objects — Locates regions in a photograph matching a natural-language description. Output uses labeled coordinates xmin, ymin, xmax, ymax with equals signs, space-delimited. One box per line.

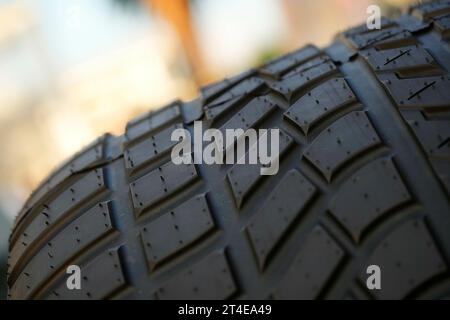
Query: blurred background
xmin=0 ymin=0 xmax=415 ymax=299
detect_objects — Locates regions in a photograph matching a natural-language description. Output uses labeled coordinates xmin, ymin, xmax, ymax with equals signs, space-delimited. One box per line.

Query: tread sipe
xmin=7 ymin=0 xmax=450 ymax=300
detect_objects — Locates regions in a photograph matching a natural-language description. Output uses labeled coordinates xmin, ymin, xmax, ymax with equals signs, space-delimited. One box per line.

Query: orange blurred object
xmin=143 ymin=0 xmax=209 ymax=85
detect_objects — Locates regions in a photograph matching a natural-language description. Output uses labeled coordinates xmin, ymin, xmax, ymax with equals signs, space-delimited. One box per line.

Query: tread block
xmin=227 ymin=130 xmax=293 ymax=208
xmin=283 ymin=56 xmax=336 ymax=79
xmin=406 ymin=111 xmax=450 ymax=194
xmin=130 ymin=161 xmax=198 ymax=216
xmin=273 ymin=226 xmax=344 ymax=299
xmin=201 ymin=70 xmax=254 ymax=104
xmin=304 ymin=111 xmax=382 ymax=181
xmin=155 ymin=252 xmax=236 ymax=300
xmin=65 ymin=137 xmax=106 ymax=170
xmin=260 ymin=45 xmax=320 ymax=78
xmin=361 ymin=219 xmax=446 ymax=299
xmin=20 ymin=135 xmax=107 ymax=215
xmin=329 ymin=158 xmax=411 ymax=242
xmin=10 ymin=169 xmax=108 ymax=271
xmin=431 ymin=158 xmax=450 ymax=194
xmin=125 ymin=123 xmax=182 ymax=173
xmin=343 ymin=18 xmax=396 ymax=37
xmin=46 ymin=247 xmax=126 ymax=300
xmin=125 ymin=102 xmax=182 ymax=143
xmin=205 ymin=95 xmax=242 ymax=122
xmin=407 ymin=112 xmax=450 ymax=159
xmin=141 ymin=194 xmax=215 ymax=271
xmin=268 ymin=56 xmax=337 ymax=100
xmin=10 ymin=202 xmax=116 ymax=298
xmin=346 ymin=27 xmax=416 ymax=50
xmin=412 ymin=1 xmax=450 ymax=21
xmin=284 ymin=78 xmax=357 ymax=135
xmin=205 ymin=77 xmax=265 ymax=108
xmin=372 ymin=31 xmax=417 ymax=51
xmin=434 ymin=14 xmax=450 ymax=37
xmin=381 ymin=74 xmax=450 ymax=110
xmin=361 ymin=45 xmax=443 ymax=77
xmin=247 ymin=169 xmax=317 ymax=269
xmin=220 ymin=96 xmax=277 ymax=152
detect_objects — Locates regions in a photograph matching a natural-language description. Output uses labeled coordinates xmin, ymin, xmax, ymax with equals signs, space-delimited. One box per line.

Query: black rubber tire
xmin=7 ymin=1 xmax=450 ymax=300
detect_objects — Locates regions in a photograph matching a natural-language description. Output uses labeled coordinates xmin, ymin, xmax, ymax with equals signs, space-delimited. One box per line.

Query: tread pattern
xmin=434 ymin=14 xmax=450 ymax=38
xmin=140 ymin=194 xmax=215 ymax=271
xmin=284 ymin=78 xmax=357 ymax=136
xmin=205 ymin=78 xmax=265 ymax=112
xmin=125 ymin=102 xmax=182 ymax=144
xmin=47 ymin=247 xmax=127 ymax=300
xmin=260 ymin=45 xmax=320 ymax=78
xmin=267 ymin=56 xmax=337 ymax=101
xmin=10 ymin=135 xmax=109 ymax=243
xmin=227 ymin=130 xmax=293 ymax=208
xmin=9 ymin=169 xmax=108 ymax=275
xmin=219 ymin=96 xmax=276 ymax=152
xmin=155 ymin=252 xmax=236 ymax=300
xmin=273 ymin=226 xmax=344 ymax=300
xmin=411 ymin=1 xmax=450 ymax=21
xmin=125 ymin=123 xmax=182 ymax=173
xmin=329 ymin=158 xmax=411 ymax=242
xmin=361 ymin=219 xmax=446 ymax=299
xmin=8 ymin=1 xmax=450 ymax=300
xmin=360 ymin=45 xmax=444 ymax=77
xmin=345 ymin=14 xmax=450 ymax=196
xmin=247 ymin=169 xmax=317 ymax=269
xmin=130 ymin=161 xmax=198 ymax=217
xmin=10 ymin=202 xmax=116 ymax=299
xmin=304 ymin=111 xmax=382 ymax=182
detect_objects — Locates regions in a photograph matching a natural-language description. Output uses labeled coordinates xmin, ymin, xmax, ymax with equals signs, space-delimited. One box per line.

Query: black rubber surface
xmin=7 ymin=1 xmax=450 ymax=300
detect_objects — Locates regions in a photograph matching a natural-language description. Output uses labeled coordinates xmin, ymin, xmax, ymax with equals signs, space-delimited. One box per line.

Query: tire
xmin=7 ymin=0 xmax=450 ymax=300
